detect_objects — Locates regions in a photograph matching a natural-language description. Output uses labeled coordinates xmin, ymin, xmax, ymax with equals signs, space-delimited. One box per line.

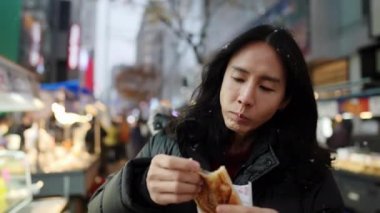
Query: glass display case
xmin=0 ymin=150 xmax=32 ymax=213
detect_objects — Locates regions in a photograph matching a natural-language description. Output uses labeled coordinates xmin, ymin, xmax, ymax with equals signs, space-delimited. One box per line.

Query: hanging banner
xmin=68 ymin=24 xmax=81 ymax=70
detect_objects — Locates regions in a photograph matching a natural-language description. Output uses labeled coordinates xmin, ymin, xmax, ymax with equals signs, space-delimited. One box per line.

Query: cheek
xmin=220 ymin=81 xmax=229 ymax=105
xmin=220 ymin=80 xmax=238 ymax=101
xmin=255 ymin=99 xmax=283 ymax=119
xmin=220 ymin=88 xmax=235 ymax=111
xmin=219 ymin=88 xmax=227 ymax=111
xmin=258 ymin=91 xmax=285 ymax=107
xmin=260 ymin=108 xmax=278 ymax=121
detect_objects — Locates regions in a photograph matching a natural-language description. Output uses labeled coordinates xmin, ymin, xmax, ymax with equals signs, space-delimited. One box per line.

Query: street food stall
xmin=317 ymin=94 xmax=380 ymax=213
xmin=0 ymin=55 xmax=68 ymax=212
xmin=0 ymin=55 xmax=100 ymax=212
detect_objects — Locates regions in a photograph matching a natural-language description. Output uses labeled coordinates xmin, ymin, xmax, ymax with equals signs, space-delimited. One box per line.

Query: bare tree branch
xmin=146 ymin=0 xmax=236 ymax=64
xmin=196 ymin=0 xmax=211 ymax=56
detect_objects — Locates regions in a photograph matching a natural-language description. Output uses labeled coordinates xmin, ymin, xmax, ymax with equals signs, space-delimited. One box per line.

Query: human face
xmin=219 ymin=42 xmax=288 ymax=138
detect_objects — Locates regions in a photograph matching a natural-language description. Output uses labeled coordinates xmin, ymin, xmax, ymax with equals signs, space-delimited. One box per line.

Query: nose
xmin=237 ymin=84 xmax=255 ymax=107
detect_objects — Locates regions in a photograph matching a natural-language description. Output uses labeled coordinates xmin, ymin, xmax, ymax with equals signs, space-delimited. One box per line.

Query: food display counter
xmin=0 ymin=150 xmax=32 ymax=212
xmin=333 ymin=148 xmax=380 ymax=213
xmin=31 ymin=153 xmax=100 ymax=212
xmin=31 ymin=155 xmax=99 ymax=196
xmin=333 ymin=169 xmax=380 ymax=213
xmin=0 ymin=148 xmax=100 ymax=213
xmin=0 ymin=150 xmax=68 ymax=213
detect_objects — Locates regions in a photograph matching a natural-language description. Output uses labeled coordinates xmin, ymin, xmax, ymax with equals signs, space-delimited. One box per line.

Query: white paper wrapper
xmin=233 ymin=182 xmax=253 ymax=206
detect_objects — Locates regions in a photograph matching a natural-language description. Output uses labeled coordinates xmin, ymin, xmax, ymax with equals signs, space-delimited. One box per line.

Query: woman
xmin=88 ymin=25 xmax=343 ymax=213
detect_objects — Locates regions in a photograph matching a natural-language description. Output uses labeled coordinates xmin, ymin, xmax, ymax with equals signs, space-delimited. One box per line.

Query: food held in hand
xmin=195 ymin=166 xmax=241 ymax=213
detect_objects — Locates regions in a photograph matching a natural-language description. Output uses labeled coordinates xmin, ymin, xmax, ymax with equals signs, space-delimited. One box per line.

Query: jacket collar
xmin=183 ymin=143 xmax=212 ymax=171
xmin=234 ymin=142 xmax=279 ymax=184
xmin=183 ymin=131 xmax=280 ymax=184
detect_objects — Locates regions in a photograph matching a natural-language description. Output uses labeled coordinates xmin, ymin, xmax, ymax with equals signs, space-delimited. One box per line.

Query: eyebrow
xmin=231 ymin=66 xmax=281 ymax=83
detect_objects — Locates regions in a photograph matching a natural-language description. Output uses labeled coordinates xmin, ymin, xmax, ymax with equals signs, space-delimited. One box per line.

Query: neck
xmin=228 ymin=133 xmax=253 ymax=154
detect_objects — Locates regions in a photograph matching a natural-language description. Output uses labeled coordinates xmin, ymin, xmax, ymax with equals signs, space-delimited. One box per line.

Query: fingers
xmin=149 ymin=193 xmax=195 ymax=204
xmin=149 ymin=180 xmax=201 ymax=194
xmin=148 ymin=166 xmax=201 ymax=184
xmin=147 ymin=178 xmax=201 ymax=205
xmin=216 ymin=205 xmax=278 ymax=213
xmin=147 ymin=154 xmax=202 ymax=205
xmin=152 ymin=154 xmax=201 ymax=172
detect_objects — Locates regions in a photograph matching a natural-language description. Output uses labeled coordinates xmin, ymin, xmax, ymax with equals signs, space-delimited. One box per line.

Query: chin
xmin=225 ymin=123 xmax=249 ymax=135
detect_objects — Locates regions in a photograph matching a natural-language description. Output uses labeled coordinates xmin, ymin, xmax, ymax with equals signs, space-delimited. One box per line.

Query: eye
xmin=232 ymin=76 xmax=245 ymax=83
xmin=260 ymin=85 xmax=274 ymax=92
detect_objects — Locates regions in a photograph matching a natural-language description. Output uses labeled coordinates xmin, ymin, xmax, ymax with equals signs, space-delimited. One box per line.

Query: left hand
xmin=216 ymin=205 xmax=278 ymax=213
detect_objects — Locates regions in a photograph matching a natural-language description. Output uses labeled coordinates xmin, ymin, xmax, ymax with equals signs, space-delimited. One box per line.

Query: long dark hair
xmin=167 ymin=24 xmax=331 ymax=180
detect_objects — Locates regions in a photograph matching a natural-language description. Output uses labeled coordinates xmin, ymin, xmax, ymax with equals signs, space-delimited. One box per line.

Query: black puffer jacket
xmin=88 ymin=131 xmax=344 ymax=213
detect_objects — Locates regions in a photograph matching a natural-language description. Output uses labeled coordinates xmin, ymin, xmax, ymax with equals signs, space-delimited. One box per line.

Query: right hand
xmin=146 ymin=154 xmax=202 ymax=205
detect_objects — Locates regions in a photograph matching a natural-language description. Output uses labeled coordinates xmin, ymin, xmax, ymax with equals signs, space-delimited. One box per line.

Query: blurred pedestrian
xmin=117 ymin=114 xmax=130 ymax=159
xmin=9 ymin=112 xmax=34 ymax=150
xmin=128 ymin=118 xmax=150 ymax=159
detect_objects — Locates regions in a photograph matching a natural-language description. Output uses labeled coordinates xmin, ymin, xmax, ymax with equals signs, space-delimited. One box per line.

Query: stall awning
xmin=40 ymin=80 xmax=92 ymax=95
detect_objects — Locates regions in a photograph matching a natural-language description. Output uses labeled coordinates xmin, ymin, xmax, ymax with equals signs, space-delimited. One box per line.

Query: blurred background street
xmin=1 ymin=0 xmax=380 ymax=212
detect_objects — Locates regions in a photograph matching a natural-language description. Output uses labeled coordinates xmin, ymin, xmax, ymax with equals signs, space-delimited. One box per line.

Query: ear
xmin=279 ymin=98 xmax=290 ymax=110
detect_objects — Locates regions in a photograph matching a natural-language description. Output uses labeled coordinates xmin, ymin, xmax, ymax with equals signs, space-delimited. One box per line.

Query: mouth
xmin=229 ymin=111 xmax=250 ymax=123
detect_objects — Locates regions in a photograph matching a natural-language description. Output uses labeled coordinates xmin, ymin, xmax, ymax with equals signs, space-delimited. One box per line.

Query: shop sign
xmin=68 ymin=24 xmax=81 ymax=70
xmin=338 ymin=98 xmax=369 ymax=115
xmin=29 ymin=22 xmax=41 ymax=67
xmin=317 ymin=101 xmax=338 ymax=117
xmin=369 ymin=96 xmax=380 ymax=116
